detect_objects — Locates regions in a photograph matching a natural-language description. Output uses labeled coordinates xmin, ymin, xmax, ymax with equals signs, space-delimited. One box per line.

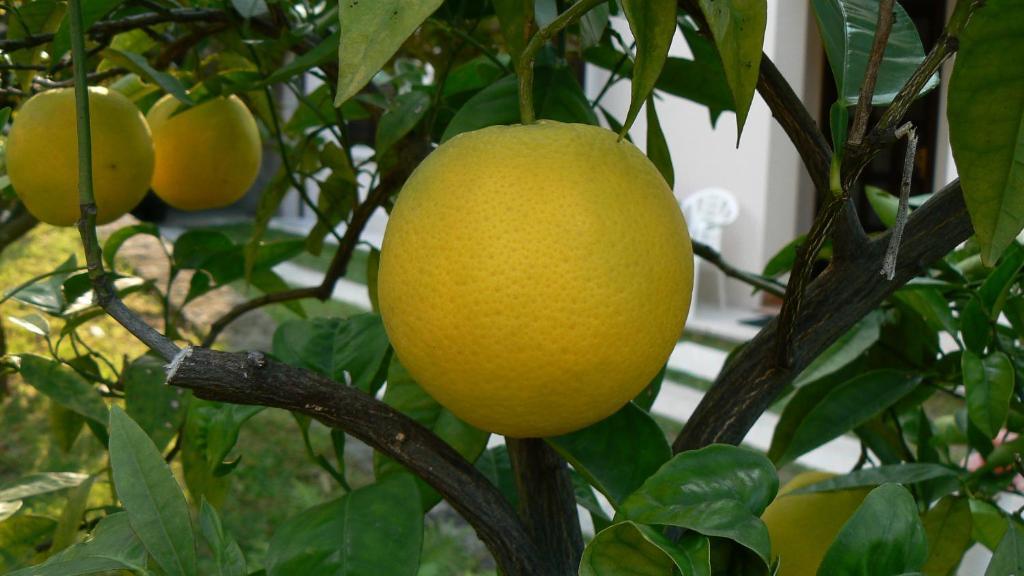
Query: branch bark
xmin=507 ymin=439 xmax=584 ymax=575
xmin=673 ymin=179 xmax=972 ymax=451
xmin=167 ymin=347 xmax=552 ymax=576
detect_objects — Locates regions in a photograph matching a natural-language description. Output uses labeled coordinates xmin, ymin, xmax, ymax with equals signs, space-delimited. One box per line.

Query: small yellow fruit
xmin=763 ymin=471 xmax=871 ymax=576
xmin=6 ymin=87 xmax=154 ymax=226
xmin=146 ymin=94 xmax=261 ymax=211
xmin=378 ymin=122 xmax=693 ymax=438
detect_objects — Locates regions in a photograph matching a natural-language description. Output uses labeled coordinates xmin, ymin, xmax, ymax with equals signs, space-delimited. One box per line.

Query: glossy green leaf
xmin=7 ymin=513 xmax=148 ymax=576
xmin=579 ymin=1 xmax=610 ymax=50
xmin=48 ymin=402 xmax=85 ymax=453
xmin=619 ymin=0 xmax=676 ymax=134
xmin=109 ymin=406 xmax=196 ymax=576
xmin=367 ymin=247 xmax=381 ymax=313
xmin=102 ymin=223 xmax=160 ymax=270
xmin=572 ymin=471 xmax=612 ymax=532
xmin=335 ymin=0 xmax=445 ymax=105
xmin=866 ymin=185 xmax=899 ymax=228
xmin=376 ymin=90 xmax=431 ymax=155
xmin=272 ymin=314 xmax=391 ymax=393
xmin=249 ymin=269 xmax=305 ymax=317
xmin=961 ymin=295 xmax=992 ymax=353
xmin=948 ymin=0 xmax=1024 ymax=265
xmin=812 ymin=0 xmax=935 ymax=107
xmin=17 ymin=354 xmax=108 ymax=426
xmin=793 ymin=311 xmax=882 ymax=388
xmin=971 ymin=499 xmax=1009 ymax=551
xmin=375 ymin=358 xmax=489 ymax=510
xmin=104 ymin=49 xmax=193 ymax=105
xmin=922 ymin=497 xmax=973 ymax=576
xmin=645 ymin=96 xmax=674 ymax=187
xmin=618 ymin=445 xmax=777 ymax=563
xmin=548 ymin=402 xmax=670 ymax=506
xmin=9 ymin=255 xmax=77 ymax=314
xmin=305 ymin=175 xmax=356 ymax=256
xmin=818 ymin=484 xmax=927 ymax=576
xmin=633 ymin=364 xmax=665 ymax=412
xmin=125 ymin=354 xmax=189 ymax=452
xmin=266 ymin=32 xmax=340 ymax=85
xmin=493 ymin=0 xmax=533 ymax=62
xmin=772 ymin=370 xmax=920 ymax=466
xmin=475 ymin=445 xmax=519 ymax=509
xmin=696 ymin=0 xmax=766 ymax=137
xmin=791 ymin=464 xmax=958 ymax=495
xmin=963 ymin=350 xmax=1015 ymax=438
xmin=893 ymin=288 xmax=958 ymax=337
xmin=0 ymin=501 xmax=22 ymax=522
xmin=580 ymin=521 xmax=711 ymax=576
xmin=987 ymin=521 xmax=1024 ymax=576
xmin=0 ymin=472 xmax=89 ymax=502
xmin=978 ymin=242 xmax=1024 ymax=317
xmin=231 ymin=0 xmax=268 ymax=18
xmin=265 ymin=474 xmax=423 ymax=576
xmin=180 ymin=398 xmax=261 ymax=507
xmin=442 ymin=67 xmax=597 ymax=141
xmin=199 ymin=499 xmax=247 ymax=576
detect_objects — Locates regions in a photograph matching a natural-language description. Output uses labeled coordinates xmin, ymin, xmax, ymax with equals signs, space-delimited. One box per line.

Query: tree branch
xmin=166 ymin=347 xmax=552 ymax=576
xmin=847 ymin=0 xmax=895 ymax=148
xmin=0 ymin=204 xmax=38 ymax=255
xmin=673 ymin=179 xmax=972 ymax=452
xmin=507 ymin=439 xmax=584 ymax=576
xmin=0 ymin=8 xmax=230 ymax=52
xmin=692 ymin=240 xmax=786 ymax=298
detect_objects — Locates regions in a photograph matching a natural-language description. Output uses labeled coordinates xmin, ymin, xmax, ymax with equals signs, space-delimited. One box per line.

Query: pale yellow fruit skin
xmin=7 ymin=87 xmax=154 ymax=226
xmin=146 ymin=94 xmax=261 ymax=211
xmin=378 ymin=122 xmax=693 ymax=438
xmin=763 ymin=472 xmax=871 ymax=576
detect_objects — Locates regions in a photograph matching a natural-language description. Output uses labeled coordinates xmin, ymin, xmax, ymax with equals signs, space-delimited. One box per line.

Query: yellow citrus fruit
xmin=763 ymin=471 xmax=871 ymax=575
xmin=377 ymin=121 xmax=693 ymax=437
xmin=146 ymin=94 xmax=261 ymax=211
xmin=6 ymin=87 xmax=154 ymax=226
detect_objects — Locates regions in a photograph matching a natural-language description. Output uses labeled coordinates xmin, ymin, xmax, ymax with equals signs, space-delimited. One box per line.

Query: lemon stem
xmin=517 ymin=0 xmax=607 ymax=125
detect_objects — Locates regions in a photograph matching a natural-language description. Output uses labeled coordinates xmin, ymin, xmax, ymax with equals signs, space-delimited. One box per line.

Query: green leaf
xmin=771 ymin=370 xmax=921 ymax=466
xmin=104 ymin=48 xmax=194 ymax=105
xmin=922 ymin=497 xmax=973 ymax=576
xmin=108 ymin=406 xmax=196 ymax=576
xmin=0 ymin=515 xmax=57 ymax=571
xmin=947 ymin=0 xmax=1024 ymax=265
xmin=17 ymin=354 xmax=108 ymax=426
xmin=696 ymin=0 xmax=766 ymax=137
xmin=7 ymin=513 xmax=148 ymax=576
xmin=633 ymin=364 xmax=665 ymax=412
xmin=961 ymin=295 xmax=992 ymax=353
xmin=788 ymin=464 xmax=958 ymax=495
xmin=893 ymin=288 xmax=958 ymax=337
xmin=475 ymin=446 xmax=519 ymax=509
xmin=793 ymin=311 xmax=882 ymax=388
xmin=102 ymin=223 xmax=160 ymax=271
xmin=978 ymin=242 xmax=1024 ymax=318
xmin=376 ymin=90 xmax=430 ymax=155
xmin=441 ymin=67 xmax=597 ymax=141
xmin=306 ymin=175 xmax=356 ymax=256
xmin=0 ymin=472 xmax=89 ymax=502
xmin=267 ymin=32 xmax=340 ymax=85
xmin=125 ymin=354 xmax=189 ymax=452
xmin=250 ymin=269 xmax=305 ymax=317
xmin=10 ymin=254 xmax=78 ymax=314
xmin=0 ymin=501 xmax=22 ymax=522
xmin=619 ymin=0 xmax=676 ymax=134
xmin=367 ymin=247 xmax=381 ymax=313
xmin=375 ymin=358 xmax=489 ymax=510
xmin=812 ymin=0 xmax=936 ymax=107
xmin=963 ymin=350 xmax=1015 ymax=438
xmin=618 ymin=444 xmax=777 ymax=563
xmin=272 ymin=315 xmax=391 ymax=393
xmin=48 ymin=402 xmax=85 ymax=453
xmin=644 ymin=97 xmax=674 ymax=187
xmin=987 ymin=521 xmax=1024 ymax=576
xmin=972 ymin=499 xmax=1009 ymax=551
xmin=49 ymin=475 xmax=96 ymax=555
xmin=335 ymin=0 xmax=445 ymax=105
xmin=265 ymin=474 xmax=423 ymax=576
xmin=579 ymin=0 xmax=610 ymax=50
xmin=548 ymin=402 xmax=670 ymax=507
xmin=580 ymin=521 xmax=711 ymax=576
xmin=493 ymin=0 xmax=533 ymax=62
xmin=866 ymin=185 xmax=899 ymax=228
xmin=199 ymin=499 xmax=247 ymax=576
xmin=818 ymin=484 xmax=927 ymax=576
xmin=230 ymin=0 xmax=268 ymax=18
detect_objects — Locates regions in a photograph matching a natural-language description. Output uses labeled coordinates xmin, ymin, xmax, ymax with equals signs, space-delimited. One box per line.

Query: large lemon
xmin=6 ymin=87 xmax=154 ymax=226
xmin=146 ymin=94 xmax=261 ymax=211
xmin=378 ymin=122 xmax=693 ymax=437
xmin=763 ymin=472 xmax=871 ymax=575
